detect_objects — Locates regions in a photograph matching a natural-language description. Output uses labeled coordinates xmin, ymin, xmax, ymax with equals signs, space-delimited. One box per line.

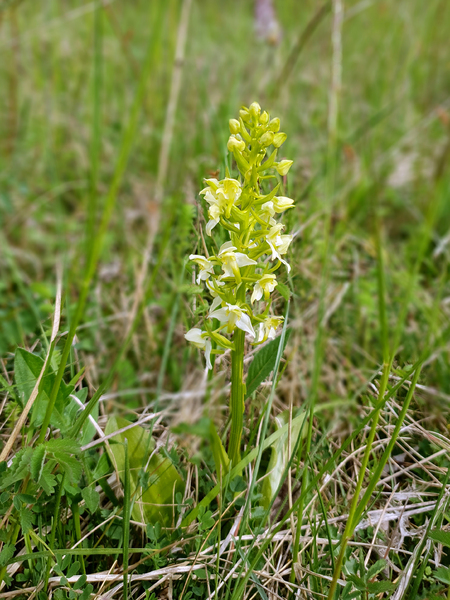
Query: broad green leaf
xmin=429 ymin=529 xmax=450 ymax=547
xmin=276 ymin=282 xmax=291 ymax=301
xmin=261 ymin=409 xmax=306 ymax=511
xmin=246 ymin=330 xmax=291 ymax=398
xmin=105 ymin=417 xmax=184 ymax=526
xmin=82 ymin=487 xmax=100 ymax=514
xmin=434 ymin=566 xmax=450 ymax=584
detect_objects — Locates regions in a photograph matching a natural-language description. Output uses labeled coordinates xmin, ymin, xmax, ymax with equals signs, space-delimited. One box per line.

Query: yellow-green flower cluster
xmin=185 ymin=102 xmax=295 ymax=369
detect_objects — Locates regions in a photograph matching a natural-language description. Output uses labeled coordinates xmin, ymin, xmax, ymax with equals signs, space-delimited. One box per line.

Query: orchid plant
xmin=185 ymin=102 xmax=294 ymax=466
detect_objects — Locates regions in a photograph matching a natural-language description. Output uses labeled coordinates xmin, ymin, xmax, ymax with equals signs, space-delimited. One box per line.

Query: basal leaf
xmin=261 ymin=409 xmax=306 ymax=510
xmin=105 ymin=417 xmax=184 ymax=526
xmin=246 ymin=330 xmax=291 ymax=398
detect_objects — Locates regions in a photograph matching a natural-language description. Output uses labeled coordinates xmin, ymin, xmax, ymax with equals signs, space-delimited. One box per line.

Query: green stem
xmin=228 ymin=285 xmax=247 ymax=467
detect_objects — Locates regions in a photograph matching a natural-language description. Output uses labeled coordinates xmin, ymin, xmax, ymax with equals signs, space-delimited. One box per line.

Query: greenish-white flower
xmin=189 ymin=254 xmax=215 ymax=284
xmin=266 ymin=225 xmax=293 ymax=272
xmin=200 ymin=177 xmax=242 ymax=236
xmin=256 ymin=316 xmax=284 ymax=342
xmin=209 ymin=303 xmax=255 ymax=337
xmin=184 ymin=328 xmax=212 ymax=369
xmin=251 ymin=274 xmax=278 ymax=304
xmin=273 ymin=196 xmax=294 ymax=212
xmin=218 ymin=241 xmax=257 ymax=280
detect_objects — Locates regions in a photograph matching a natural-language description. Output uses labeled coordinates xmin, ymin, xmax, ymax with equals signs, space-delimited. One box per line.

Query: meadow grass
xmin=1 ymin=0 xmax=450 ymax=598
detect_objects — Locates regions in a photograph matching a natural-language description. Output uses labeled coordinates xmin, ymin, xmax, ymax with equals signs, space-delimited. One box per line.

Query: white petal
xmin=206 ymin=219 xmax=219 ymax=236
xmin=267 ymin=327 xmax=277 ymax=340
xmin=236 ymin=313 xmax=255 ymax=337
xmin=235 ymin=253 xmax=257 ymax=268
xmin=218 ymin=241 xmax=236 ymax=255
xmin=267 ymin=240 xmax=280 ymax=262
xmin=209 ymin=307 xmax=230 ymax=323
xmin=184 ymin=328 xmax=205 ymax=348
xmin=251 ymin=284 xmax=263 ymax=304
xmin=209 ymin=296 xmax=222 ymax=313
xmin=279 ymin=256 xmax=291 ymax=273
xmin=205 ymin=340 xmax=212 ymax=370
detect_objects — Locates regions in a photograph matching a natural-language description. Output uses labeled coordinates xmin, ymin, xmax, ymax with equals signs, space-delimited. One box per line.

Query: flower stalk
xmin=185 ymin=102 xmax=295 ymax=465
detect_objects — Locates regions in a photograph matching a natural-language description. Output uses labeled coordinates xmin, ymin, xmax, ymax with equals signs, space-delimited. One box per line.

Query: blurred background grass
xmin=1 ymin=0 xmax=449 ymax=419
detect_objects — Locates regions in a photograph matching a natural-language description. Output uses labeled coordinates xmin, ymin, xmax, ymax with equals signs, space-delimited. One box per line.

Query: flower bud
xmin=273 ymin=196 xmax=294 ymax=211
xmin=260 ymin=111 xmax=269 ymax=125
xmin=273 ymin=132 xmax=287 ymax=148
xmin=229 ymin=118 xmax=240 ymax=134
xmin=259 ymin=131 xmax=274 ymax=147
xmin=276 ymin=159 xmax=293 ymax=176
xmin=268 ymin=117 xmax=280 ymax=132
xmin=249 ymin=101 xmax=261 ymax=120
xmin=239 ymin=108 xmax=251 ymax=123
xmin=227 ymin=136 xmax=246 ymax=153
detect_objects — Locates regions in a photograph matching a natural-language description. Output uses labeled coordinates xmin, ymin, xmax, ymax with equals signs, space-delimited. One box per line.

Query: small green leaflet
xmin=19 ymin=507 xmax=33 ymax=534
xmin=81 ymin=487 xmax=100 ymax=514
xmin=0 ymin=544 xmax=15 ymax=567
xmin=429 ymin=529 xmax=450 ymax=547
xmin=30 ymin=445 xmax=46 ymax=482
xmin=434 ymin=566 xmax=450 ymax=584
xmin=246 ymin=329 xmax=291 ymax=398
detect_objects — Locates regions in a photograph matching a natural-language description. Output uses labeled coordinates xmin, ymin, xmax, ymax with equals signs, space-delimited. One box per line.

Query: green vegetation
xmin=1 ymin=1 xmax=450 ymax=598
